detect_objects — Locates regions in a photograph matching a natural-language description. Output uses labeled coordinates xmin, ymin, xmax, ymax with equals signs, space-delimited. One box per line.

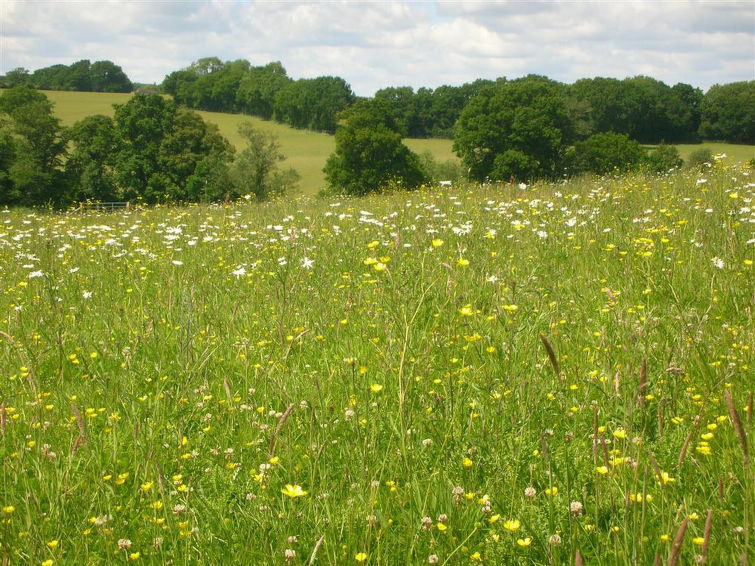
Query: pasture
xmin=0 ymin=160 xmax=752 ymax=564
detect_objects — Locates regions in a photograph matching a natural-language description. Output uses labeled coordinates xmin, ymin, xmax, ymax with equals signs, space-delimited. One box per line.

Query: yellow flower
xmin=462 ymin=457 xmax=473 ymax=468
xmin=355 ymin=552 xmax=368 ymax=562
xmin=596 ymin=466 xmax=609 ymax=475
xmin=458 ymin=305 xmax=474 ymax=317
xmin=281 ymin=484 xmax=308 ymax=498
xmin=2 ymin=506 xmax=14 ymax=514
xmin=470 ymin=551 xmax=481 ymax=561
xmin=545 ymin=487 xmax=558 ymax=496
xmin=46 ymin=540 xmax=59 ymax=549
xmin=129 ymin=553 xmax=140 ymax=561
xmin=456 ymin=258 xmax=469 ymax=267
xmin=370 ymin=384 xmax=384 ymax=394
xmin=503 ymin=519 xmax=521 ymax=532
xmin=517 ymin=537 xmax=532 ymax=547
xmin=660 ymin=471 xmax=675 ymax=485
xmin=431 ymin=238 xmax=444 ymax=248
xmin=41 ymin=561 xmax=54 ymax=566
xmin=613 ymin=428 xmax=627 ymax=439
xmin=436 ymin=522 xmax=447 ymax=532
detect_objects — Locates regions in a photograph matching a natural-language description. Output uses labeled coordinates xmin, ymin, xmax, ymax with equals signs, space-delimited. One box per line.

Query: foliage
xmin=568 ymin=76 xmax=703 ymax=143
xmin=0 ymin=60 xmax=132 ymax=92
xmin=685 ymin=147 xmax=714 ymax=170
xmin=0 ymin=86 xmax=68 ymax=205
xmin=644 ymin=143 xmax=684 ymax=173
xmin=699 ymin=81 xmax=755 ymax=144
xmin=65 ymin=115 xmax=120 ymax=202
xmin=373 ymin=80 xmax=494 ymax=139
xmin=454 ymin=76 xmax=572 ymax=182
xmin=570 ymin=131 xmax=645 ymax=175
xmin=323 ymin=99 xmax=426 ymax=195
xmin=273 ymin=76 xmax=355 ymax=133
xmin=418 ymin=150 xmax=464 ymax=184
xmin=0 ymin=164 xmax=752 ymax=565
xmin=230 ymin=122 xmax=299 ymax=201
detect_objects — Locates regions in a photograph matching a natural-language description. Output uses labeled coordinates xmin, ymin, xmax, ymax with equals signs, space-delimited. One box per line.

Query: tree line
xmin=1 ymin=60 xmax=133 ymax=93
xmin=1 ymin=58 xmax=753 ymax=205
xmin=159 ymin=57 xmax=754 ymax=146
xmin=0 ymin=87 xmax=296 ymax=207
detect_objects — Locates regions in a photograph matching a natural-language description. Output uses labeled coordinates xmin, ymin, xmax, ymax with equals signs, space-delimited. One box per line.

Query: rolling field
xmin=43 ymin=91 xmax=459 ymax=196
xmin=41 ymin=91 xmax=755 ymax=196
xmin=0 ymin=161 xmax=752 ymax=564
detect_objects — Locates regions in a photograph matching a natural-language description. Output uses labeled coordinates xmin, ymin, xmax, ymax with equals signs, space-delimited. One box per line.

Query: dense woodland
xmin=0 ymin=57 xmax=753 ymax=206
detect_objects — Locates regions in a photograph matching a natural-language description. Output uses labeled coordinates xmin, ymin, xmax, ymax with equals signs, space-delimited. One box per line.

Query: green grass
xmin=43 ymin=90 xmax=134 ymax=127
xmin=1 ymin=162 xmax=753 ymax=564
xmin=673 ymin=142 xmax=754 ymax=164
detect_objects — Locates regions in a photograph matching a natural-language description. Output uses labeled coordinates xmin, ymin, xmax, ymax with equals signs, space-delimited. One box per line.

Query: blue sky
xmin=2 ymin=1 xmax=753 ymax=96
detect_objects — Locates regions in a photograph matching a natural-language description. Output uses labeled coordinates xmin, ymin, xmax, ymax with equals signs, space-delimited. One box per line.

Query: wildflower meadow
xmin=0 ymin=160 xmax=752 ymax=564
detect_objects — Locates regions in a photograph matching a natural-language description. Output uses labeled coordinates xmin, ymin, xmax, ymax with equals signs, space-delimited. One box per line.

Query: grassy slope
xmin=44 ymin=91 xmax=754 ymax=194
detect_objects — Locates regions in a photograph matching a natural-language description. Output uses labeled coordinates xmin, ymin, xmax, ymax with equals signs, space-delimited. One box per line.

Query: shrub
xmin=572 ymin=131 xmax=644 ymax=175
xmin=644 ymin=143 xmax=683 ymax=173
xmin=685 ymin=147 xmax=714 ymax=170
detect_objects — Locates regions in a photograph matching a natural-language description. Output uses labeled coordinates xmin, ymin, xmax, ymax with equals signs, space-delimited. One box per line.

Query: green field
xmin=0 ymin=162 xmax=752 ymax=564
xmin=43 ymin=91 xmax=459 ymax=196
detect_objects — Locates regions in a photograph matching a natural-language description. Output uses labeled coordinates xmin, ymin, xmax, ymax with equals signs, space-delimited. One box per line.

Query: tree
xmin=112 ymin=94 xmax=177 ymax=201
xmin=274 ymin=76 xmax=355 ymax=133
xmin=230 ymin=122 xmax=298 ymax=200
xmin=65 ymin=114 xmax=120 ymax=202
xmin=89 ymin=60 xmax=133 ymax=92
xmin=570 ymin=132 xmax=645 ymax=175
xmin=110 ymin=94 xmax=235 ymax=203
xmin=158 ymin=108 xmax=234 ymax=201
xmin=236 ymin=62 xmax=291 ymax=119
xmin=454 ymin=76 xmax=571 ymax=182
xmin=323 ymin=99 xmax=426 ymax=195
xmin=0 ymin=67 xmax=30 ymax=88
xmin=0 ymin=86 xmax=67 ymax=205
xmin=699 ymin=81 xmax=755 ymax=144
xmin=644 ymin=143 xmax=683 ymax=173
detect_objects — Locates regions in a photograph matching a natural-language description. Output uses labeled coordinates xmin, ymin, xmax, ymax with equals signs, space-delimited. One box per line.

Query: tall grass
xmin=1 ymin=159 xmax=752 ymax=564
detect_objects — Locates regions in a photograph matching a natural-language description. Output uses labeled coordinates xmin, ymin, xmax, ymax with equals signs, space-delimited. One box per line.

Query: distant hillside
xmin=43 ymin=90 xmax=458 ymax=195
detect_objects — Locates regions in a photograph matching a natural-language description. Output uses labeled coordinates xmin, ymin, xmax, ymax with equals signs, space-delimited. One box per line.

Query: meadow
xmin=1 ymin=157 xmax=753 ymax=564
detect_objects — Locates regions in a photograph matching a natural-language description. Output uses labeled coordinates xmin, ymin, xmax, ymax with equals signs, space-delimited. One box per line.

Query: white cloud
xmin=1 ymin=0 xmax=753 ymax=96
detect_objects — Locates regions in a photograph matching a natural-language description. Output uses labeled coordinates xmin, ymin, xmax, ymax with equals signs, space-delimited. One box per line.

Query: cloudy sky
xmin=1 ymin=1 xmax=753 ymax=96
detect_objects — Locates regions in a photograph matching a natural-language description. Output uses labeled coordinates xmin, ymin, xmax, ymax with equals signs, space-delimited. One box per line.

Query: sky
xmin=1 ymin=1 xmax=753 ymax=97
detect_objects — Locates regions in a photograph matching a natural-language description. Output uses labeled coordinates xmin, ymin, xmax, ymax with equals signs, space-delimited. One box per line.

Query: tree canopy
xmin=323 ymin=99 xmax=426 ymax=195
xmin=0 ymin=86 xmax=67 ymax=205
xmin=699 ymin=81 xmax=755 ymax=144
xmin=454 ymin=76 xmax=572 ymax=182
xmin=0 ymin=89 xmax=298 ymax=207
xmin=1 ymin=60 xmax=133 ymax=92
